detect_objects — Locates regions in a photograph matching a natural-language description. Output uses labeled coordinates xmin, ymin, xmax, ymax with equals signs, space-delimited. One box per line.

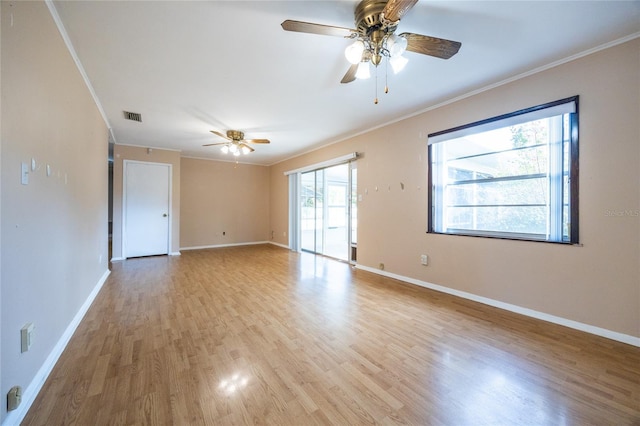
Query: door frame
xmin=122 ymin=160 xmax=173 ymax=258
xmin=285 ymin=152 xmax=358 ymax=256
xmin=296 ymin=161 xmax=354 ymax=262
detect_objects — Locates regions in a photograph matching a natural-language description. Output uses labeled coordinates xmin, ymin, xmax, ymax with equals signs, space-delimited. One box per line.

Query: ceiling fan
xmin=203 ymin=130 xmax=270 ymax=156
xmin=281 ymin=0 xmax=461 ymax=102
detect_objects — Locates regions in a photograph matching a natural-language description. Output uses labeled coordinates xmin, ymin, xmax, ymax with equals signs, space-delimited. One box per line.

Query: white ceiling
xmin=51 ymin=1 xmax=639 ymax=166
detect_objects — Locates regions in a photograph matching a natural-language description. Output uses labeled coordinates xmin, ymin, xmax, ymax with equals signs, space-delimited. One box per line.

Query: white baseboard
xmin=112 ymin=252 xmax=180 ymax=261
xmin=269 ymin=241 xmax=290 ymax=249
xmin=180 ymin=241 xmax=290 ymax=252
xmin=180 ymin=241 xmax=270 ymax=251
xmin=355 ymin=264 xmax=640 ymax=347
xmin=2 ymin=269 xmax=111 ymax=426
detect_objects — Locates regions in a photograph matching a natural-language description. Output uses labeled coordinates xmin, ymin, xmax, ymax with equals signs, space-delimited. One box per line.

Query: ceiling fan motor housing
xmin=227 ymin=130 xmax=244 ymax=141
xmin=355 ymin=0 xmax=393 ymax=35
xmin=355 ymin=0 xmax=402 ymax=66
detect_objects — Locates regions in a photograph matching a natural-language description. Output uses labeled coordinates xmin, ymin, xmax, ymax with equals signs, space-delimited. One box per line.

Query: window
xmin=428 ymin=96 xmax=579 ymax=243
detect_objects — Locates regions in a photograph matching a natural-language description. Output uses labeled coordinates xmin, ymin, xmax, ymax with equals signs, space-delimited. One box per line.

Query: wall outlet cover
xmin=7 ymin=386 xmax=22 ymax=411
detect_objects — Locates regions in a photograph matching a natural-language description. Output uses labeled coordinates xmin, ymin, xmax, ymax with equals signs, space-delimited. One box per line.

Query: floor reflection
xmin=218 ymin=372 xmax=250 ymax=396
xmin=427 ymin=343 xmax=573 ymax=425
xmin=295 ymin=252 xmax=355 ymax=327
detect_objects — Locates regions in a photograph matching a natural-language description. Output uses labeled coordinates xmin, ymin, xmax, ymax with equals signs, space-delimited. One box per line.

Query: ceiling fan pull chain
xmin=385 ymin=56 xmax=389 ymax=94
xmin=374 ymin=65 xmax=379 ymax=104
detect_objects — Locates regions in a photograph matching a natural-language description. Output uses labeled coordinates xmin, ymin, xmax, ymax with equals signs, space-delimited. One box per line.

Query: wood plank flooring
xmin=23 ymin=245 xmax=640 ymax=425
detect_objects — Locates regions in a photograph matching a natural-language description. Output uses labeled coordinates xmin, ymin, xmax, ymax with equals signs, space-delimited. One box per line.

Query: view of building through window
xmin=429 ymin=97 xmax=578 ymax=243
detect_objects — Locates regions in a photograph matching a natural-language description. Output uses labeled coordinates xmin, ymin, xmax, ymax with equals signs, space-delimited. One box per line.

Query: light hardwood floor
xmin=24 ymin=245 xmax=640 ymax=425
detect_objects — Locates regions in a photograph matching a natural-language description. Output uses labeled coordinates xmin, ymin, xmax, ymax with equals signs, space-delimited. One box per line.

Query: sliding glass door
xmin=325 ymin=164 xmax=349 ymax=259
xmin=301 ymin=169 xmax=324 ymax=254
xmin=300 ymin=163 xmax=352 ymax=261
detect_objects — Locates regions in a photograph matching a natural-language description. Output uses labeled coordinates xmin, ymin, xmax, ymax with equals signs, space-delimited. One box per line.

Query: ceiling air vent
xmin=123 ymin=111 xmax=142 ymax=122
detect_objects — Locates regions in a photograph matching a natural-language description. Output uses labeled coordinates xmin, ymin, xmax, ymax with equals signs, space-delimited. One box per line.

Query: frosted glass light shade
xmin=345 ymin=40 xmax=365 ymax=65
xmin=355 ymin=61 xmax=371 ymax=79
xmin=221 ymin=145 xmax=229 ymax=154
xmin=387 ymin=34 xmax=407 ymax=57
xmin=390 ymin=55 xmax=408 ymax=74
xmin=241 ymin=146 xmax=251 ymax=155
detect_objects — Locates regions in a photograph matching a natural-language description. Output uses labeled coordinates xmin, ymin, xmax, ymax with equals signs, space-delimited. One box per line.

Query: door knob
xmin=163 ymin=213 xmax=168 ymax=217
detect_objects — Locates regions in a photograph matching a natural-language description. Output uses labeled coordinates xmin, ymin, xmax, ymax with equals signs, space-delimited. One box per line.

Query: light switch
xmin=21 ymin=163 xmax=29 ymax=185
xmin=21 ymin=323 xmax=34 ymax=352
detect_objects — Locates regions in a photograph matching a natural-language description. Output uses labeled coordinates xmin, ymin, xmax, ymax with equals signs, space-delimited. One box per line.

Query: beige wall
xmin=180 ymin=157 xmax=270 ymax=248
xmin=270 ymin=39 xmax=640 ymax=339
xmin=1 ymin=1 xmax=109 ymax=421
xmin=112 ymin=145 xmax=181 ymax=259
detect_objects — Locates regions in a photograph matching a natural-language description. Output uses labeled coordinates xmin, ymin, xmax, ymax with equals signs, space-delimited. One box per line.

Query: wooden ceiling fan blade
xmin=400 ymin=33 xmax=461 ymax=59
xmin=245 ymin=139 xmax=270 ymax=144
xmin=240 ymin=143 xmax=255 ymax=153
xmin=202 ymin=142 xmax=228 ymax=147
xmin=382 ymin=0 xmax=419 ymax=22
xmin=281 ymin=20 xmax=356 ymax=38
xmin=210 ymin=130 xmax=232 ymax=141
xmin=340 ymin=64 xmax=358 ymax=84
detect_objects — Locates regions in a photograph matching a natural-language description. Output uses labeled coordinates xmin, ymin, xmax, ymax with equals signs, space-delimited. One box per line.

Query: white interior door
xmin=124 ymin=161 xmax=171 ymax=258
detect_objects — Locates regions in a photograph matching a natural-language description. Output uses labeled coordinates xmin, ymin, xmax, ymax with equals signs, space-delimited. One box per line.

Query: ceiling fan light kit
xmin=203 ymin=130 xmax=270 ymax=157
xmin=389 ymin=54 xmax=408 ymax=74
xmin=345 ymin=40 xmax=366 ymax=64
xmin=282 ymin=0 xmax=461 ymax=104
xmin=386 ymin=33 xmax=408 ymax=57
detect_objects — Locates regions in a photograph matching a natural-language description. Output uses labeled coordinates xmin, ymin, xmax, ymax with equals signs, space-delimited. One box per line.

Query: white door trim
xmin=122 ymin=160 xmax=173 ymax=258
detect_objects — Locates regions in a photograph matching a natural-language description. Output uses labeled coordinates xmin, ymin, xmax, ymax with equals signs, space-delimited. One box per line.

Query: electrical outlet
xmin=7 ymin=386 xmax=22 ymax=411
xmin=421 ymin=254 xmax=428 ymax=266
